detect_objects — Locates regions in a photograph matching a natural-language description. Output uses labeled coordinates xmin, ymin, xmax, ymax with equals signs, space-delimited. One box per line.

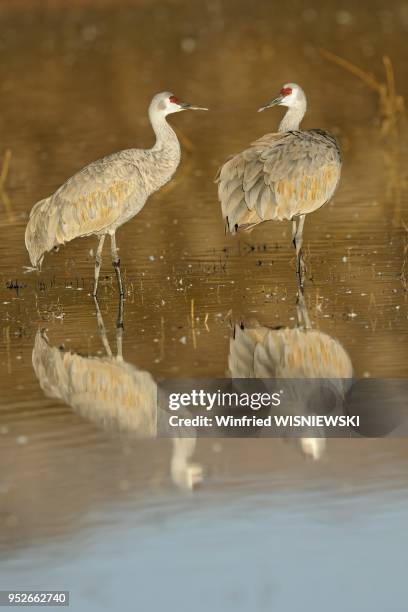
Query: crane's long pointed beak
xmin=179 ymin=102 xmax=209 ymax=111
xmin=258 ymin=95 xmax=284 ymax=112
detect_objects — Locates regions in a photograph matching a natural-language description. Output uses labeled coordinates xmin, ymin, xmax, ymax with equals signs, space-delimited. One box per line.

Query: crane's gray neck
xmin=145 ymin=108 xmax=181 ymax=193
xmin=278 ymin=102 xmax=307 ymax=132
xmin=150 ymin=110 xmax=180 ymax=154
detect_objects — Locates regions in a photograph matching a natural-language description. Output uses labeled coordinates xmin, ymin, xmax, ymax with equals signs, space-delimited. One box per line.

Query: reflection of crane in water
xmin=25 ymin=92 xmax=207 ymax=296
xmin=32 ymin=298 xmax=202 ymax=491
xmin=228 ymin=292 xmax=353 ymax=459
xmin=216 ymin=83 xmax=341 ymax=287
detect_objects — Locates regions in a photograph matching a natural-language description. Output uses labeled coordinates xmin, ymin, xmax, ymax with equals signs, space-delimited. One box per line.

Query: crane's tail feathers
xmin=29 ymin=197 xmax=48 ymax=218
xmin=218 ymin=176 xmax=262 ymax=235
xmin=235 ymin=222 xmax=258 ymax=233
xmin=225 ymin=216 xmax=258 ymax=235
xmin=25 ymin=196 xmax=62 ymax=268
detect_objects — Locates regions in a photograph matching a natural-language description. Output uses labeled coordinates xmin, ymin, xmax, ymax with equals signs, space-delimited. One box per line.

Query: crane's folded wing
xmin=216 ymin=130 xmax=341 ymax=233
xmin=25 ymin=153 xmax=145 ymax=266
xmin=52 ymin=155 xmax=145 ymax=242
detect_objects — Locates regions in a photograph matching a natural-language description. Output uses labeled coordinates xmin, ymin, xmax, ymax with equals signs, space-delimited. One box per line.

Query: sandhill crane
xmin=216 ymin=83 xmax=342 ymax=287
xmin=32 ymin=298 xmax=203 ymax=491
xmin=228 ymin=292 xmax=352 ymax=459
xmin=25 ymin=92 xmax=208 ymax=296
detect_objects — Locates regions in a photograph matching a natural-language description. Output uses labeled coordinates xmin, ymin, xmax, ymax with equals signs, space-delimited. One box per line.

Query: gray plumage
xmin=228 ymin=293 xmax=352 ymax=459
xmin=228 ymin=321 xmax=352 ymax=380
xmin=25 ymin=91 xmax=207 ymax=295
xmin=216 ymin=83 xmax=341 ymax=285
xmin=217 ymin=129 xmax=341 ymax=230
xmin=32 ymin=301 xmax=203 ymax=490
xmin=32 ymin=329 xmax=158 ymax=436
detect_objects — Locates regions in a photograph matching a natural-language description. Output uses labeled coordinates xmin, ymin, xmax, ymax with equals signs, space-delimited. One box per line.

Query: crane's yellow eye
xmin=169 ymin=95 xmax=178 ymax=104
xmin=280 ymin=87 xmax=292 ymax=96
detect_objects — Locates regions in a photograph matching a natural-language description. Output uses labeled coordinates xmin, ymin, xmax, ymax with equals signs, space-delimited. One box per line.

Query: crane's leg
xmin=93 ymin=293 xmax=124 ymax=360
xmin=296 ymin=288 xmax=311 ymax=330
xmin=93 ymin=234 xmax=105 ymax=297
xmin=116 ymin=293 xmax=124 ymax=360
xmin=293 ymin=214 xmax=306 ymax=290
xmin=93 ymin=295 xmax=113 ymax=357
xmin=110 ymin=232 xmax=124 ymax=297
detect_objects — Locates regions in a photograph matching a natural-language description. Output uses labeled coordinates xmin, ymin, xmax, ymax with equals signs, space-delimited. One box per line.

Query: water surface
xmin=0 ymin=1 xmax=408 ymax=610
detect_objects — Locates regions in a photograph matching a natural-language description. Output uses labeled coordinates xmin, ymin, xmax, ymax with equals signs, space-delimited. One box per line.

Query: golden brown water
xmin=1 ymin=1 xmax=408 ymax=610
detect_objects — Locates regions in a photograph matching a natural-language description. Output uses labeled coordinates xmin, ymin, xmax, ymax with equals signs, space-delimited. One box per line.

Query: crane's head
xmin=258 ymin=83 xmax=306 ymax=112
xmin=150 ymin=92 xmax=208 ymax=116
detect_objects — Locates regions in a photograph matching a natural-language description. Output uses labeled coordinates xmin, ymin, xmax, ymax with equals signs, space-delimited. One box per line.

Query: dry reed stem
xmin=0 ymin=149 xmax=14 ymax=222
xmin=400 ymin=220 xmax=408 ymax=291
xmin=320 ymin=49 xmax=383 ymax=94
xmin=0 ymin=149 xmax=12 ymax=189
xmin=320 ymin=49 xmax=405 ymax=133
xmin=190 ymin=297 xmax=197 ymax=349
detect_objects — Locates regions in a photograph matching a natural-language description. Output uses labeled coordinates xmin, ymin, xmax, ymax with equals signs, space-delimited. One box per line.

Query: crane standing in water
xmin=25 ymin=92 xmax=207 ymax=296
xmin=216 ymin=83 xmax=342 ymax=288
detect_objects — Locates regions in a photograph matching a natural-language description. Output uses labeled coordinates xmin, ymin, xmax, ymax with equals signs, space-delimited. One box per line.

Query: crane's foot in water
xmin=23 ymin=265 xmax=39 ymax=274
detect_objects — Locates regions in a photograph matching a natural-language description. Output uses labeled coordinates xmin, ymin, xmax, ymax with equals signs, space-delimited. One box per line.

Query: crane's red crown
xmin=169 ymin=95 xmax=178 ymax=104
xmin=280 ymin=87 xmax=292 ymax=96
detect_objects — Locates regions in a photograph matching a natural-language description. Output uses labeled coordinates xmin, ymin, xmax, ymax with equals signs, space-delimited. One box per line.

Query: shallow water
xmin=1 ymin=1 xmax=408 ymax=610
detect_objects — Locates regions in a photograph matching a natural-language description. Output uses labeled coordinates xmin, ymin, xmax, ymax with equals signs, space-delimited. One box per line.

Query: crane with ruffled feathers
xmin=216 ymin=83 xmax=342 ymax=287
xmin=25 ymin=92 xmax=207 ymax=296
